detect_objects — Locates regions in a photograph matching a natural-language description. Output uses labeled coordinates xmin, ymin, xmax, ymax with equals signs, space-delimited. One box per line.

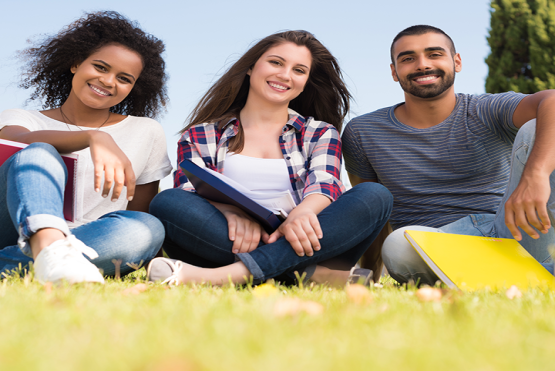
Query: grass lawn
xmin=0 ymin=268 xmax=553 ymax=371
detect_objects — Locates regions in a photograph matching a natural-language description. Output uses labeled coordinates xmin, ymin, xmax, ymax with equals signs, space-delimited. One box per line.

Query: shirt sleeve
xmin=302 ymin=121 xmax=346 ymax=201
xmin=174 ymin=130 xmax=197 ymax=191
xmin=474 ymin=92 xmax=526 ymax=144
xmin=341 ymin=120 xmax=378 ymax=181
xmin=173 ymin=124 xmax=219 ymax=191
xmin=0 ymin=109 xmax=41 ymax=132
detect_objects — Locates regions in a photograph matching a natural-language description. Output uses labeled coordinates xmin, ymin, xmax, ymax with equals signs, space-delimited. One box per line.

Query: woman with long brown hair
xmin=148 ymin=30 xmax=392 ymax=286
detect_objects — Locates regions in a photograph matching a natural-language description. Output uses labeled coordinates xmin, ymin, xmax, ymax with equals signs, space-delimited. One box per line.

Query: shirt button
xmin=286 ymin=156 xmax=291 ymax=160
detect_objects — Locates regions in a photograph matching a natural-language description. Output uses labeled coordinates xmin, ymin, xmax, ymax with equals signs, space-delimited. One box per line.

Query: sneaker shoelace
xmin=46 ymin=236 xmax=99 ymax=266
xmin=162 ymin=260 xmax=184 ymax=286
xmin=64 ymin=235 xmax=99 ymax=259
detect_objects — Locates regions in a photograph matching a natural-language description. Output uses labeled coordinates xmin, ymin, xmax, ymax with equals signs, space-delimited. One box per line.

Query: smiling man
xmin=342 ymin=25 xmax=555 ymax=285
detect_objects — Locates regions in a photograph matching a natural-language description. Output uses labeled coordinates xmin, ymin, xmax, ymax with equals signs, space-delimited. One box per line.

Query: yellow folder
xmin=404 ymin=230 xmax=555 ymax=291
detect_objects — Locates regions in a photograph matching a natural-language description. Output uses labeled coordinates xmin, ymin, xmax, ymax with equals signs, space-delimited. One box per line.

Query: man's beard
xmin=397 ymin=68 xmax=455 ymax=99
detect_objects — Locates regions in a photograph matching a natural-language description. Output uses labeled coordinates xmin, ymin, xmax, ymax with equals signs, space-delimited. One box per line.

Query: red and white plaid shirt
xmin=174 ymin=109 xmax=345 ymax=204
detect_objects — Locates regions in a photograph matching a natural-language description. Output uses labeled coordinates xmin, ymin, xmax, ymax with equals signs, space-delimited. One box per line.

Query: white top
xmin=0 ymin=109 xmax=173 ymax=228
xmin=223 ymin=152 xmax=294 ymax=195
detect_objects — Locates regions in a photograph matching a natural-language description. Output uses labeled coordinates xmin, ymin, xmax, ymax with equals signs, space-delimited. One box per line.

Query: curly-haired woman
xmin=0 ymin=11 xmax=172 ymax=283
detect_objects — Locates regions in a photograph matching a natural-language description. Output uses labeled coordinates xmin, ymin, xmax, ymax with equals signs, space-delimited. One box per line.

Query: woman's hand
xmin=265 ymin=207 xmax=322 ymax=257
xmin=211 ymin=202 xmax=268 ymax=254
xmin=264 ymin=194 xmax=331 ymax=257
xmin=88 ymin=131 xmax=135 ymax=201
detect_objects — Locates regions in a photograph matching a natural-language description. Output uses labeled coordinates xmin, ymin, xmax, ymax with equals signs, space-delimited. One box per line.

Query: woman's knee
xmin=123 ymin=210 xmax=164 ymax=244
xmin=13 ymin=142 xmax=66 ymax=175
xmin=150 ymin=188 xmax=196 ymax=217
xmin=96 ymin=210 xmax=165 ymax=251
xmin=348 ymin=182 xmax=393 ymax=221
xmin=20 ymin=142 xmax=61 ymax=161
xmin=149 ymin=189 xmax=219 ymax=231
xmin=73 ymin=211 xmax=165 ymax=276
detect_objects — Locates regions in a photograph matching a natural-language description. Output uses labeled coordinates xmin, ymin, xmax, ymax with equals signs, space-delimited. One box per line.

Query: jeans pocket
xmin=514 ymin=142 xmax=531 ymax=166
xmin=438 ymin=214 xmax=495 ymax=237
xmin=469 ymin=214 xmax=496 ymax=237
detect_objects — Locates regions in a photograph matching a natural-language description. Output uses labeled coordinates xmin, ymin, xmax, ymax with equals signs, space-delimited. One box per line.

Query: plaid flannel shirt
xmin=174 ymin=109 xmax=345 ymax=204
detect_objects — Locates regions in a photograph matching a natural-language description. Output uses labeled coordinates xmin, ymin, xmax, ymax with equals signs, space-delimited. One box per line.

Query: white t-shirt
xmin=223 ymin=152 xmax=294 ymax=194
xmin=0 ymin=109 xmax=173 ymax=228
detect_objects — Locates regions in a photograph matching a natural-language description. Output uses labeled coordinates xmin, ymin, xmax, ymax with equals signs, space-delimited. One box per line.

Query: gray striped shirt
xmin=342 ymin=92 xmax=525 ymax=229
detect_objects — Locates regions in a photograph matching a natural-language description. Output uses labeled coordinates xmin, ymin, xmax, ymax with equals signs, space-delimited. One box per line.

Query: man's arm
xmin=505 ymin=90 xmax=555 ymax=240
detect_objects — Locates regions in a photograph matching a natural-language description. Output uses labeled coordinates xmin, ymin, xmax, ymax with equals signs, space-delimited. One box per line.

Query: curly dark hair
xmin=18 ymin=11 xmax=168 ymax=118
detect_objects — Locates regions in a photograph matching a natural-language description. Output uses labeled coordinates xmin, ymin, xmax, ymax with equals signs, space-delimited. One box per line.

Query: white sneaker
xmin=34 ymin=235 xmax=105 ymax=284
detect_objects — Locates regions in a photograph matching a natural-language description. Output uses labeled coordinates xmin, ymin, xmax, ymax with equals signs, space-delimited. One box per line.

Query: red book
xmin=0 ymin=139 xmax=78 ymax=222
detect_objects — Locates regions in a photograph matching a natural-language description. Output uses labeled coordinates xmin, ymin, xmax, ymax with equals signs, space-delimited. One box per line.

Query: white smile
xmin=268 ymin=82 xmax=289 ymax=91
xmin=415 ymin=76 xmax=438 ymax=82
xmin=89 ymin=84 xmax=111 ymax=96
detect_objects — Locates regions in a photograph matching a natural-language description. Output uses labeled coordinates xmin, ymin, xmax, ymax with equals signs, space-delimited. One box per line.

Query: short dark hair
xmin=19 ymin=11 xmax=168 ymax=118
xmin=390 ymin=25 xmax=456 ymax=64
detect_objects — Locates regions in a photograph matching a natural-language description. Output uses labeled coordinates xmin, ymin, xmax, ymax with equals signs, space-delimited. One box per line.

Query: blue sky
xmin=0 ymin=0 xmax=492 ymax=188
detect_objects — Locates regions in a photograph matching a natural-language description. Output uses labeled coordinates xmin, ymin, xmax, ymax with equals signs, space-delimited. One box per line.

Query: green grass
xmin=0 ymin=268 xmax=553 ymax=371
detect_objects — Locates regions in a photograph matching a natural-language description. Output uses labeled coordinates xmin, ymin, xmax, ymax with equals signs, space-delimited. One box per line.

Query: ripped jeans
xmin=0 ymin=142 xmax=163 ymax=276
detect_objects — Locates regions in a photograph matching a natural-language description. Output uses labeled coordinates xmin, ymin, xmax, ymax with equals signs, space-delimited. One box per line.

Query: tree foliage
xmin=486 ymin=0 xmax=555 ymax=93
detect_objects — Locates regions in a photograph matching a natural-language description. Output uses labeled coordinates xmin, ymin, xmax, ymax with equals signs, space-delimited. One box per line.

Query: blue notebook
xmin=180 ymin=160 xmax=284 ymax=234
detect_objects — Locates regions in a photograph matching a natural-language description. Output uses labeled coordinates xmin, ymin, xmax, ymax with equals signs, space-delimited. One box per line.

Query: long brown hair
xmin=182 ymin=30 xmax=351 ymax=151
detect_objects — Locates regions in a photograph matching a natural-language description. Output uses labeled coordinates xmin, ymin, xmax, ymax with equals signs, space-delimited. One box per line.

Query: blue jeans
xmin=383 ymin=120 xmax=555 ymax=285
xmin=0 ymin=142 xmax=164 ymax=276
xmin=149 ymin=182 xmax=393 ymax=285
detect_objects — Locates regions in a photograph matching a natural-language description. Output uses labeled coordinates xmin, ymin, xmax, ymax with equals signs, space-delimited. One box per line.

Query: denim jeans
xmin=150 ymin=182 xmax=393 ymax=285
xmin=0 ymin=142 xmax=164 ymax=276
xmin=382 ymin=120 xmax=555 ymax=285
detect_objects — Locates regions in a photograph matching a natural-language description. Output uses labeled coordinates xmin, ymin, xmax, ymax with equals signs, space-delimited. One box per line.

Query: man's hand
xmin=504 ymin=172 xmax=552 ymax=240
xmin=507 ymin=91 xmax=555 ymax=240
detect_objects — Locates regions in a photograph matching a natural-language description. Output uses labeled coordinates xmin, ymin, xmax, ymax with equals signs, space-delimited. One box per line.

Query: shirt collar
xmin=220 ymin=117 xmax=240 ymax=131
xmin=285 ymin=108 xmax=306 ymax=132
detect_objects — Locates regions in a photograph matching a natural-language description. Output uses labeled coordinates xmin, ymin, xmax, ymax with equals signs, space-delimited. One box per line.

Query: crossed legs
xmin=149 ymin=182 xmax=393 ymax=286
